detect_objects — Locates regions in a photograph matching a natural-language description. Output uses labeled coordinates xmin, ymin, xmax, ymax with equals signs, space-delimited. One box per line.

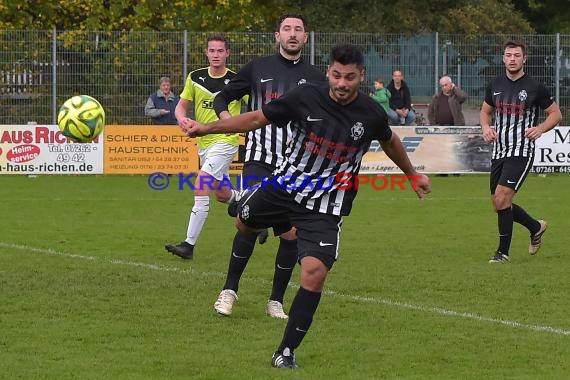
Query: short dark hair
xmin=330 ymin=44 xmax=364 ymax=69
xmin=207 ymin=34 xmax=229 ymax=50
xmin=504 ymin=40 xmax=526 ymax=55
xmin=276 ymin=13 xmax=307 ymax=31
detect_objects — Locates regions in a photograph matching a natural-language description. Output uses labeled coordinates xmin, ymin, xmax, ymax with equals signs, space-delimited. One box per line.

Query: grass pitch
xmin=1 ymin=174 xmax=569 ymax=379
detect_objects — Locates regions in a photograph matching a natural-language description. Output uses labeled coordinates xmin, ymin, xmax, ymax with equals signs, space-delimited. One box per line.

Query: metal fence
xmin=1 ymin=30 xmax=569 ymax=125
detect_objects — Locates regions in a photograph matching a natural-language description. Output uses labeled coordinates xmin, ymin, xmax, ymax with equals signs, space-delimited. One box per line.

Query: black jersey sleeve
xmin=213 ymin=60 xmax=254 ymax=116
xmin=483 ymin=81 xmax=494 ymax=106
xmin=307 ymin=67 xmax=327 ymax=84
xmin=376 ymin=124 xmax=393 ymax=142
xmin=536 ymin=82 xmax=555 ymax=110
xmin=260 ymin=86 xmax=302 ymax=127
xmin=372 ymin=106 xmax=393 ymax=142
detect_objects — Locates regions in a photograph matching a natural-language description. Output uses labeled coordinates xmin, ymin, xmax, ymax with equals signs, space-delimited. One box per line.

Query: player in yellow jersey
xmin=165 ymin=35 xmax=247 ymax=260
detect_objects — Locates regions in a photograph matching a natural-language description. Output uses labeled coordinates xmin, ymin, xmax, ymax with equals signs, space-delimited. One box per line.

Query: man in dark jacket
xmin=428 ymin=75 xmax=468 ymax=126
xmin=386 ymin=70 xmax=415 ymax=125
xmin=145 ymin=76 xmax=180 ymax=125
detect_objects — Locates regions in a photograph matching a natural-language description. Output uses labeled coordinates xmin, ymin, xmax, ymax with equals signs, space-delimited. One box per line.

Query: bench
xmin=412 ymin=102 xmax=430 ymax=109
xmin=409 ymin=102 xmax=430 ymax=125
xmin=1 ymin=69 xmax=43 ymax=100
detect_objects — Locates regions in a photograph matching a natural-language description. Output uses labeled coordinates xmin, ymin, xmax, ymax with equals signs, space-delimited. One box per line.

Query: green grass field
xmin=1 ymin=174 xmax=569 ymax=379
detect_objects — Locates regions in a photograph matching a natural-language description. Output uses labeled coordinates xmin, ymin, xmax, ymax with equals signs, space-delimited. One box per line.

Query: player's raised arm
xmin=184 ymin=109 xmax=269 ymax=137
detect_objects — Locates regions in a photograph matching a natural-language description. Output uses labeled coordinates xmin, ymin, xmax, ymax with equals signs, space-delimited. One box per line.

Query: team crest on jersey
xmin=241 ymin=205 xmax=250 ymax=220
xmin=350 ymin=122 xmax=364 ymax=140
xmin=518 ymin=90 xmax=528 ymax=102
xmin=298 ymin=79 xmax=306 ymax=85
xmin=224 ymin=79 xmax=230 ymax=85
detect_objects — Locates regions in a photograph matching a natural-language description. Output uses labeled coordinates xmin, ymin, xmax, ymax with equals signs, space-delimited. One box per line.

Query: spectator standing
xmin=145 ymin=76 xmax=180 ymax=125
xmin=428 ymin=75 xmax=468 ymax=126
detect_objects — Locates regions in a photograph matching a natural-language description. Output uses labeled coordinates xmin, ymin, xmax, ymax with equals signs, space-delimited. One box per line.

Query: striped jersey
xmin=484 ymin=73 xmax=554 ymax=159
xmin=180 ymin=67 xmax=246 ymax=149
xmin=262 ymin=82 xmax=393 ymax=216
xmin=213 ymin=54 xmax=325 ymax=167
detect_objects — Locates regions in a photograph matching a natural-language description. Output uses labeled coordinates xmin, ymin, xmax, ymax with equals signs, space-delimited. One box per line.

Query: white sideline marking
xmin=2 ymin=241 xmax=569 ymax=337
xmin=326 ymin=290 xmax=570 ymax=336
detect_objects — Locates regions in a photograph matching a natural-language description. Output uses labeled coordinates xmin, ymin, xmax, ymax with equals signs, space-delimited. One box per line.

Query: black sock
xmin=223 ymin=231 xmax=257 ymax=292
xmin=497 ymin=207 xmax=513 ymax=255
xmin=277 ymin=287 xmax=321 ymax=354
xmin=270 ymin=238 xmax=298 ymax=303
xmin=512 ymin=203 xmax=541 ymax=234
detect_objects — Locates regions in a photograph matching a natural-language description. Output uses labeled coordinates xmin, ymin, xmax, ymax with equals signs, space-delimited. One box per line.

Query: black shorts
xmin=238 ymin=185 xmax=342 ymax=269
xmin=490 ymin=155 xmax=534 ymax=194
xmin=240 ymin=161 xmax=275 ymax=189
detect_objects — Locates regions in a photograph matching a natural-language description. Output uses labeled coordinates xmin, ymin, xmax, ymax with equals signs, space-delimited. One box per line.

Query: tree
xmin=286 ymin=0 xmax=533 ymax=34
xmin=0 ymin=0 xmax=285 ymax=31
xmin=513 ymin=0 xmax=570 ymax=33
xmin=440 ymin=0 xmax=534 ymax=34
xmin=0 ymin=0 xmax=537 ymax=34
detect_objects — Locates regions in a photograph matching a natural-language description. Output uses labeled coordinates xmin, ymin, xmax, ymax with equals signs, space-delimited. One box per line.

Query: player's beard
xmin=281 ymin=40 xmax=303 ymax=56
xmin=331 ymin=86 xmax=356 ymax=105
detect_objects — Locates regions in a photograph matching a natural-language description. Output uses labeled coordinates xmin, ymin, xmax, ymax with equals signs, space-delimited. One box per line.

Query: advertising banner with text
xmin=103 ymin=125 xmax=199 ymax=174
xmin=361 ymin=126 xmax=491 ymax=174
xmin=2 ymin=125 xmax=568 ymax=175
xmin=0 ymin=124 xmax=103 ymax=174
xmin=532 ymin=126 xmax=570 ymax=173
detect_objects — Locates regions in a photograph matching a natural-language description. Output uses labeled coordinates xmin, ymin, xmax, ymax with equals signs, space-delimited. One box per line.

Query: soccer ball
xmin=57 ymin=95 xmax=105 ymax=143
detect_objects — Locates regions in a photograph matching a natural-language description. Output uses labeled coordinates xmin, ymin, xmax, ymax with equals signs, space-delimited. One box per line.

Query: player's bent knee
xmin=235 ymin=218 xmax=248 ymax=232
xmin=279 ymin=228 xmax=297 ymax=241
xmin=235 ymin=217 xmax=262 ymax=237
xmin=299 ymin=256 xmax=329 ymax=291
xmin=493 ymin=197 xmax=512 ymax=211
xmin=493 ymin=187 xmax=514 ymax=210
xmin=213 ymin=189 xmax=231 ymax=203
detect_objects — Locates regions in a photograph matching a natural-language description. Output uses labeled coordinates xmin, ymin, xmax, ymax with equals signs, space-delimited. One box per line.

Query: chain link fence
xmin=1 ymin=30 xmax=569 ymax=125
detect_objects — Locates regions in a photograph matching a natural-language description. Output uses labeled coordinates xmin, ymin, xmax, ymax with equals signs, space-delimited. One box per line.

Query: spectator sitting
xmin=145 ymin=76 xmax=180 ymax=125
xmin=428 ymin=75 xmax=468 ymax=126
xmin=386 ymin=70 xmax=415 ymax=125
xmin=370 ymin=78 xmax=391 ymax=113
